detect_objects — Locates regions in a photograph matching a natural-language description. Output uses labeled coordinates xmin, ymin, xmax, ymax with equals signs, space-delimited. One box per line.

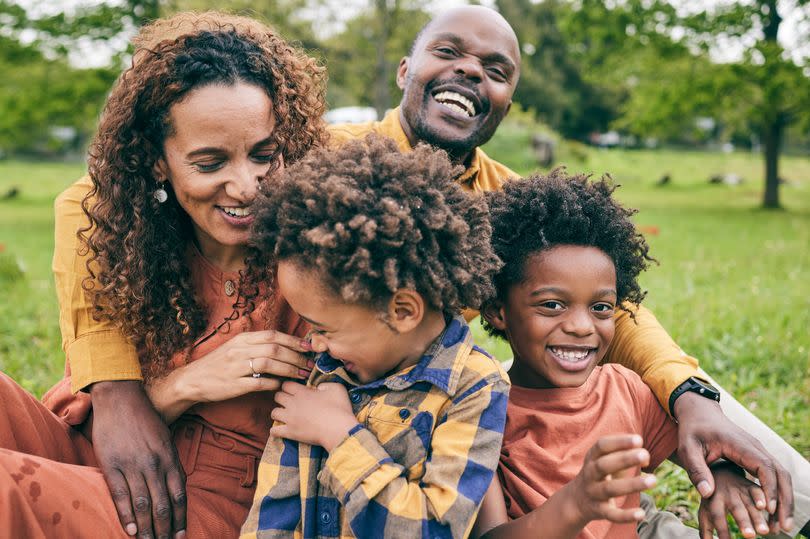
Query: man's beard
xmin=405 ymin=75 xmax=501 ymax=160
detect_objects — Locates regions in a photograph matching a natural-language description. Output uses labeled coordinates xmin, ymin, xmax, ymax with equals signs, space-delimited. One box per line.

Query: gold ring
xmin=249 ymin=359 xmax=261 ymax=378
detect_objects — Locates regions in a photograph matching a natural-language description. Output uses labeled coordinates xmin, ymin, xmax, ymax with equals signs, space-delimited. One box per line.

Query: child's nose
xmin=561 ymin=308 xmax=595 ymax=336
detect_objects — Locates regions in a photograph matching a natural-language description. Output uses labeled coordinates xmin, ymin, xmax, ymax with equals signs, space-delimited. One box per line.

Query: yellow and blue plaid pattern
xmin=240 ymin=315 xmax=509 ymax=539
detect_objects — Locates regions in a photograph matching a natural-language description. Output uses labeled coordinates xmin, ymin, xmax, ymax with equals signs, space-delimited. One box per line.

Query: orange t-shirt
xmin=498 ymin=364 xmax=678 ymax=539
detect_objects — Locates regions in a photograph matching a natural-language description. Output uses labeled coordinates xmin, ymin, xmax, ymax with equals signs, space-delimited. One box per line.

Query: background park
xmin=0 ymin=0 xmax=808 ymax=533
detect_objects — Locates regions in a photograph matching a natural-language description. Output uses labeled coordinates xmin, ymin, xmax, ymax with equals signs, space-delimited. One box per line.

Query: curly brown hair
xmin=81 ymin=12 xmax=327 ymax=380
xmin=482 ymin=169 xmax=655 ymax=339
xmin=246 ymin=135 xmax=502 ymax=315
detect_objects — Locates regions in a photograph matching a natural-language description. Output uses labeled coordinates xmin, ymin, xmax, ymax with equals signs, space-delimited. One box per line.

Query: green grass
xmin=1 ymin=130 xmax=808 ymax=533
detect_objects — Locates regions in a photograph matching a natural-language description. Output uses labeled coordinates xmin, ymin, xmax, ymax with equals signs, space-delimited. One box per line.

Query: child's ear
xmin=387 ymin=289 xmax=423 ymax=333
xmin=482 ymin=300 xmax=507 ymax=332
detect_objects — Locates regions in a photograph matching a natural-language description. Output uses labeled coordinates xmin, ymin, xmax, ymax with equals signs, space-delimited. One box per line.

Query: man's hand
xmin=90 ymin=380 xmax=186 ymax=539
xmin=674 ymin=392 xmax=794 ymax=534
xmin=698 ymin=462 xmax=770 ymax=539
xmin=270 ymin=381 xmax=358 ymax=451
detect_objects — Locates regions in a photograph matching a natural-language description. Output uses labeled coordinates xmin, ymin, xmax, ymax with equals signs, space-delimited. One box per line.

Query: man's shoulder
xmin=472 ymin=147 xmax=520 ymax=191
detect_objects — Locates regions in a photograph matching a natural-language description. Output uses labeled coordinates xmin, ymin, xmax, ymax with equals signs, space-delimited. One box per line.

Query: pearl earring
xmin=154 ymin=183 xmax=168 ymax=204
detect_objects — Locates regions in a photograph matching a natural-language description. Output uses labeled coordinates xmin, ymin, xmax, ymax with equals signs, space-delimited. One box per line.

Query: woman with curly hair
xmin=0 ymin=12 xmax=326 ymax=538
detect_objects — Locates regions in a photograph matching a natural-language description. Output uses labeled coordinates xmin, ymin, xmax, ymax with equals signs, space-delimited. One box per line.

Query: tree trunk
xmin=761 ymin=117 xmax=782 ymax=209
xmin=373 ymin=0 xmax=392 ymax=119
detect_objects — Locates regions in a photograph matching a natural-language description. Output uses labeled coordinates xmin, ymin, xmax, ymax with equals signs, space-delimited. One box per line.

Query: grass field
xmin=1 ymin=122 xmax=808 ymax=531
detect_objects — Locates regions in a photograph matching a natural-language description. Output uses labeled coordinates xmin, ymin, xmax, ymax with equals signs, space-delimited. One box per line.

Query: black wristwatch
xmin=669 ymin=376 xmax=721 ymax=418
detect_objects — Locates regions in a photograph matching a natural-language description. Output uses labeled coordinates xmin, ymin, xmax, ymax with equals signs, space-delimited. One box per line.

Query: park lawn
xmin=0 ymin=130 xmax=808 ymax=529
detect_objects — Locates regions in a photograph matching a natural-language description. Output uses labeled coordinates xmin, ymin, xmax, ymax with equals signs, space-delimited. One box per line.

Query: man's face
xmin=397 ymin=8 xmax=520 ymax=160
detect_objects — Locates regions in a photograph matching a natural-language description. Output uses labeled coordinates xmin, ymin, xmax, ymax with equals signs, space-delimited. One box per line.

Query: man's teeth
xmin=549 ymin=347 xmax=590 ymax=361
xmin=221 ymin=206 xmax=251 ymax=217
xmin=434 ymin=91 xmax=476 ymax=117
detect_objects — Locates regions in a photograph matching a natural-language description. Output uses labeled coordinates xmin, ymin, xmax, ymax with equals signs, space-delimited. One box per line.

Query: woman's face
xmin=157 ymin=82 xmax=280 ymax=269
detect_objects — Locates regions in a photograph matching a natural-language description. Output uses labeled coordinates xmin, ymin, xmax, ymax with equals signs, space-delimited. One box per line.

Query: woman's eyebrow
xmin=299 ymin=313 xmax=330 ymax=330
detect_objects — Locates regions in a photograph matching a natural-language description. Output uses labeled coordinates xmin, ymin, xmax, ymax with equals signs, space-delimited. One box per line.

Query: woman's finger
xmin=250 ymin=355 xmax=309 ymax=379
xmin=244 ymin=376 xmax=282 ymax=394
xmin=243 ymin=330 xmax=310 ymax=352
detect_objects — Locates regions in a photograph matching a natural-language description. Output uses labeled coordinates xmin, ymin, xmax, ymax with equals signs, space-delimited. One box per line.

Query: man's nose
xmin=454 ymin=56 xmax=483 ymax=82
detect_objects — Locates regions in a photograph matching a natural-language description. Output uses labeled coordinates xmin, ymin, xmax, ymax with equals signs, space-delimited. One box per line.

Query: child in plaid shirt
xmin=239 ymin=136 xmax=510 ymax=539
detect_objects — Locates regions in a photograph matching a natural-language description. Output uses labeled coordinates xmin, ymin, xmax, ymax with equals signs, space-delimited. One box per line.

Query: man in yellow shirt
xmin=327 ymin=6 xmax=808 ymax=538
xmin=54 ymin=5 xmax=806 ymax=538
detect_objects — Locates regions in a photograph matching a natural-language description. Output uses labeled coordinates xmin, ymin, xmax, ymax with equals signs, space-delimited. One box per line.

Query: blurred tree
xmin=588 ymin=0 xmax=810 ymax=208
xmin=321 ymin=1 xmax=429 ymax=114
xmin=0 ymin=1 xmax=119 ymax=155
xmin=496 ymin=0 xmax=623 ymax=140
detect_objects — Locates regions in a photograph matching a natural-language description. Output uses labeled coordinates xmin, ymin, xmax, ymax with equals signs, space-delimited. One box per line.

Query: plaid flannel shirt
xmin=240 ymin=315 xmax=510 ymax=539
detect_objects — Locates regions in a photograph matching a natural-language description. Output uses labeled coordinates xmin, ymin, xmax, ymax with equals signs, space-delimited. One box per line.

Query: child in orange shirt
xmin=473 ymin=171 xmax=771 ymax=539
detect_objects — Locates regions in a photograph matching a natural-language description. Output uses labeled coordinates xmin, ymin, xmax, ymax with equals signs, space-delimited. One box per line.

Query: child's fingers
xmin=705 ymin=497 xmax=732 ymax=539
xmin=747 ymin=486 xmax=771 ymax=536
xmin=725 ymin=491 xmax=757 ymax=538
xmin=697 ymin=505 xmax=714 ymax=539
xmin=598 ymin=504 xmax=645 ymax=524
xmin=590 ymin=474 xmax=656 ymax=502
xmin=587 ymin=434 xmax=643 ymax=461
xmin=592 ymin=448 xmax=649 ymax=478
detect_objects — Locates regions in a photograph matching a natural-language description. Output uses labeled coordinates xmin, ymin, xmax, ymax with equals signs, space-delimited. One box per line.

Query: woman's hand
xmin=270 ymin=381 xmax=358 ymax=451
xmin=90 ymin=380 xmax=187 ymax=539
xmin=147 ymin=330 xmax=314 ymax=423
xmin=564 ymin=434 xmax=656 ymax=528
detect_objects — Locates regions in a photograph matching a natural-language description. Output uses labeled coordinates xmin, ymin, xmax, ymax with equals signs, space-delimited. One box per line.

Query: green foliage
xmin=320 ymin=1 xmax=430 ymax=111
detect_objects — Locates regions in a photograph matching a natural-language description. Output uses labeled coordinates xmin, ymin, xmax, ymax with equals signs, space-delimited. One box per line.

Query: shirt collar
xmin=313 ymin=314 xmax=475 ymax=397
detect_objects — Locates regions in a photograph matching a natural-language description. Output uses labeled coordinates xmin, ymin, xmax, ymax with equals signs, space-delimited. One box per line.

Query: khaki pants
xmin=638 ymin=493 xmax=699 ymax=538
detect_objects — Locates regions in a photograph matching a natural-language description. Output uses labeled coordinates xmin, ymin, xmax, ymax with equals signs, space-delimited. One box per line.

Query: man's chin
xmin=413 ymin=122 xmax=481 ymax=157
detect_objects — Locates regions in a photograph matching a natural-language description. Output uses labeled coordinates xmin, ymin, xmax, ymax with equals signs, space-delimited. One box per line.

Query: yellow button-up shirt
xmin=54 ymin=111 xmax=699 ymax=413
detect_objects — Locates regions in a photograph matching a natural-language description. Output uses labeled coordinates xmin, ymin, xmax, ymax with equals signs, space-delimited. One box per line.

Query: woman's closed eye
xmin=189 ymin=158 xmax=225 ymax=173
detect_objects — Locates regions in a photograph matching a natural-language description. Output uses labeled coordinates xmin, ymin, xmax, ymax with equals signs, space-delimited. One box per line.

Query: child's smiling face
xmin=276 ymin=260 xmax=411 ymax=385
xmin=488 ymin=245 xmax=618 ymax=389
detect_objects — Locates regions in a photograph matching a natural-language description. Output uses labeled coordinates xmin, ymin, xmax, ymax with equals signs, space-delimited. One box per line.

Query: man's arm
xmin=53 ymin=175 xmax=142 ymax=392
xmin=53 ymin=176 xmax=186 ymax=539
xmin=603 ymin=304 xmax=698 ymax=415
xmin=318 ymin=374 xmax=509 ymax=539
xmin=605 ymin=303 xmax=795 ymax=533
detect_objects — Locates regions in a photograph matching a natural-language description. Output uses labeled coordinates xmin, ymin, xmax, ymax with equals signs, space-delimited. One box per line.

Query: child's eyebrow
xmin=529 ymin=287 xmax=566 ymax=297
xmin=592 ymin=289 xmax=618 ymax=299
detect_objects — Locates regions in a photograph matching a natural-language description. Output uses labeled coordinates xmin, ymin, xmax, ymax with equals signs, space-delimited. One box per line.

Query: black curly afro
xmin=246 ymin=134 xmax=502 ymax=314
xmin=482 ymin=168 xmax=654 ymax=339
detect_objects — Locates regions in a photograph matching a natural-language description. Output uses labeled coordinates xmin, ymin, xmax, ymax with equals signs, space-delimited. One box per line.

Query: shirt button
xmin=224 ymin=279 xmax=236 ymax=297
xmin=320 ymin=511 xmax=332 ymax=524
xmin=399 ymin=408 xmax=411 ymax=420
xmin=350 ymin=393 xmax=362 ymax=404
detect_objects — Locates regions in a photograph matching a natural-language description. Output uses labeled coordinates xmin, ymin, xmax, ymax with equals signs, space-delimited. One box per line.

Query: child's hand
xmin=269 ymin=381 xmax=359 ymax=451
xmin=565 ymin=434 xmax=657 ymax=528
xmin=698 ymin=462 xmax=771 ymax=539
